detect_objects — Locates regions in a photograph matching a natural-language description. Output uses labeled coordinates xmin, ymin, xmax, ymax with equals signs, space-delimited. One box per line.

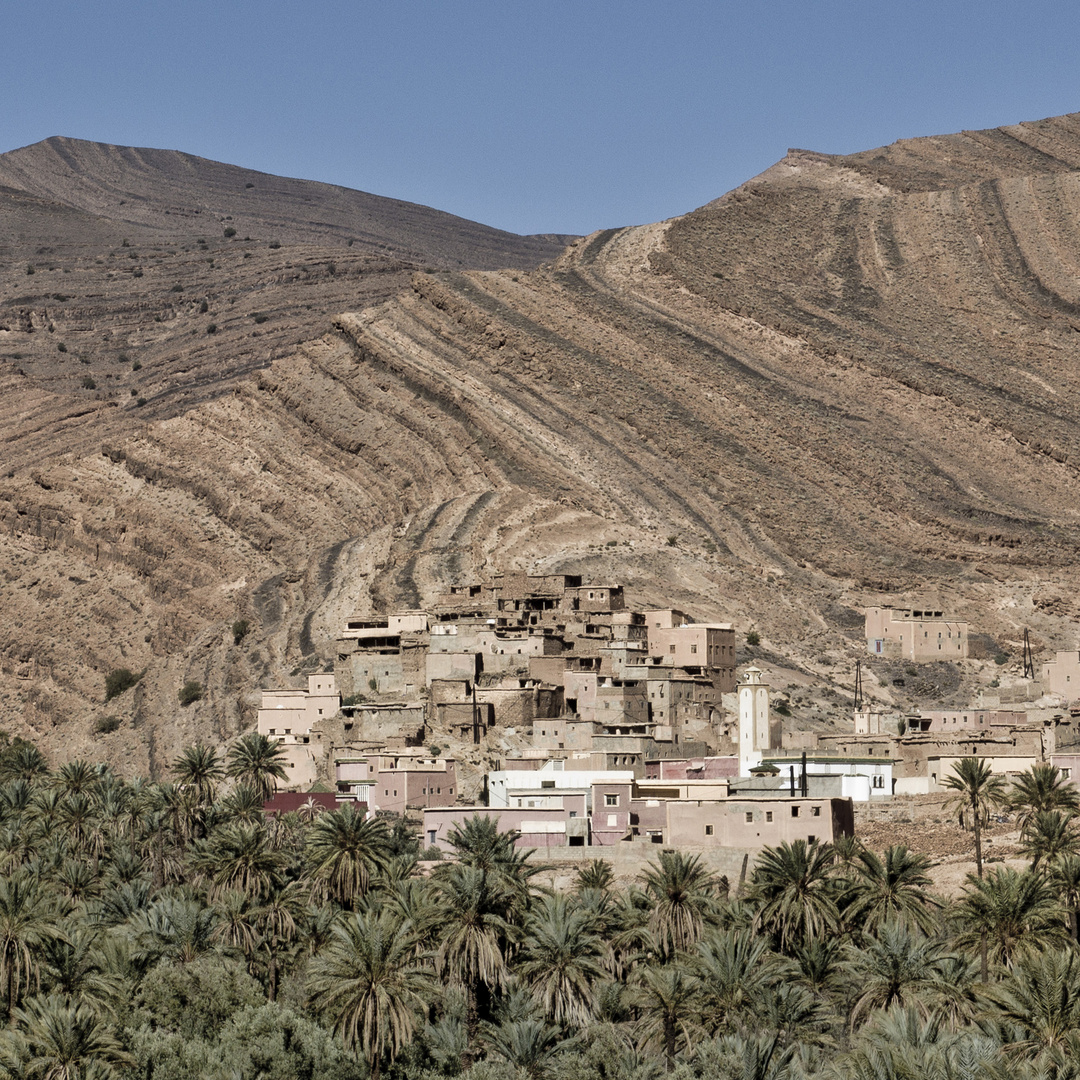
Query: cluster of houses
xmin=253 ymin=583 xmax=1080 ymax=854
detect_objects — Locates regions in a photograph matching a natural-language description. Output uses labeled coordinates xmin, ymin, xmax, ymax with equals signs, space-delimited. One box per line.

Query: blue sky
xmin=4 ymin=0 xmax=1080 ymax=235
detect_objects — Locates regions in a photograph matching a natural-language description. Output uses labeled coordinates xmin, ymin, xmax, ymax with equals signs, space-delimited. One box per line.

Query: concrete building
xmin=1043 ymin=652 xmax=1080 ymax=697
xmin=819 ymin=725 xmax=1045 ymax=795
xmin=423 ymin=805 xmax=590 ymax=850
xmin=488 ymin=760 xmax=635 ymax=811
xmin=645 ymin=756 xmax=740 ymax=780
xmin=865 ymin=607 xmax=968 ymax=661
xmin=643 ymin=611 xmax=737 ymax=691
xmin=370 ymin=755 xmax=458 ymax=816
xmin=757 ymin=753 xmax=895 ymax=801
xmin=423 ymin=789 xmax=854 ymax=852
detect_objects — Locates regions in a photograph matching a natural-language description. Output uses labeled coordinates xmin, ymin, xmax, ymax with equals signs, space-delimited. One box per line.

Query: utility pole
xmin=1022 ymin=629 xmax=1035 ymax=680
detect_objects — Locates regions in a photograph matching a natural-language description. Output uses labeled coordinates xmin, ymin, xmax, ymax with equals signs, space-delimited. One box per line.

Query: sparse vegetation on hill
xmin=178 ymin=680 xmax=204 ymax=706
xmin=8 ymin=119 xmax=1080 ymax=767
xmin=104 ymin=668 xmax=141 ymax=701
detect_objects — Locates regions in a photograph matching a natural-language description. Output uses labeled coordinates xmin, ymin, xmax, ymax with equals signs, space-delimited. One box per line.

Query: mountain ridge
xmin=0 ymin=136 xmax=576 ymax=255
xmin=5 ymin=117 xmax=1080 ymax=772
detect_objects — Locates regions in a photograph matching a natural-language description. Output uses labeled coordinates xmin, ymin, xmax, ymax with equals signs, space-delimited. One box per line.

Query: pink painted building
xmin=1043 ymin=652 xmax=1080 ymax=697
xmin=423 ymin=804 xmax=589 ymax=850
xmin=590 ymin=780 xmax=633 ymax=845
xmin=335 ymin=754 xmax=458 ymax=816
xmin=644 ymin=756 xmax=740 ymax=780
xmin=643 ymin=611 xmax=736 ymax=691
xmin=1052 ymin=754 xmax=1080 ymax=784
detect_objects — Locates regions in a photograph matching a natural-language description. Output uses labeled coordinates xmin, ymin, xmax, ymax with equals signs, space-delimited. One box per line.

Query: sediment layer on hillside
xmin=6 ymin=118 xmax=1080 ymax=770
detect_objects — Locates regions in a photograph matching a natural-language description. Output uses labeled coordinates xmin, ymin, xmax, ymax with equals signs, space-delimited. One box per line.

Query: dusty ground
xmin=856 ymin=794 xmax=1026 ymax=897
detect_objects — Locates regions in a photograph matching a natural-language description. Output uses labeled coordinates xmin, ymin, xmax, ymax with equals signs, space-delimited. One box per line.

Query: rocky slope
xmin=7 ymin=118 xmax=1080 ymax=773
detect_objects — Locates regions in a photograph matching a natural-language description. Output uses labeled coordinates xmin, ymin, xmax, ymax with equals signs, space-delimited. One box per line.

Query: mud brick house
xmin=865 ymin=607 xmax=969 ymax=661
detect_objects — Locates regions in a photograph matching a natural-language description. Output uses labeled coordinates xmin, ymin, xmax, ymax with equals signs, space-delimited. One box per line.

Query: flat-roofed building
xmin=666 ymin=796 xmax=854 ymax=849
xmin=865 ymin=607 xmax=968 ymax=660
xmin=1043 ymin=652 xmax=1080 ymax=697
xmin=256 ymin=674 xmax=341 ymax=791
xmin=368 ymin=755 xmax=458 ymax=816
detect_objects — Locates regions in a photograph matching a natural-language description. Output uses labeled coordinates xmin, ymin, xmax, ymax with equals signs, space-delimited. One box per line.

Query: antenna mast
xmin=1022 ymin=629 xmax=1035 ymax=680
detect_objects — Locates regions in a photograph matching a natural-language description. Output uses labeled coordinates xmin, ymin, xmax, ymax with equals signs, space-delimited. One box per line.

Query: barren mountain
xmin=6 ymin=117 xmax=1080 ymax=774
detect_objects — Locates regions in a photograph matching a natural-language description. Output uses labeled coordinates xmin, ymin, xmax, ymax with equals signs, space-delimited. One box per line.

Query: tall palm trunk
xmin=972 ymin=792 xmax=984 ymax=879
xmin=973 ymin=791 xmax=989 ymax=980
xmin=463 ymin=976 xmax=480 ymax=1068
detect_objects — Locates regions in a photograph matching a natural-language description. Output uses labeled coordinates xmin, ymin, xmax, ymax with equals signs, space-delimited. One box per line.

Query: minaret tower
xmin=738 ymin=666 xmax=771 ymax=775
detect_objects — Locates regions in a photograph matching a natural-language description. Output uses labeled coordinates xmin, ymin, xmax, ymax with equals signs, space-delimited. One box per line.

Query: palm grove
xmin=0 ymin=736 xmax=1079 ymax=1080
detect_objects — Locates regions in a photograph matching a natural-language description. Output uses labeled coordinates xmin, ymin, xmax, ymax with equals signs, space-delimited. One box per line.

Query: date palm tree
xmin=0 ymin=743 xmax=48 ymax=785
xmin=6 ymin=992 xmax=134 ymax=1079
xmin=209 ymin=889 xmax=261 ymax=968
xmin=53 ymin=760 xmax=100 ymax=798
xmin=696 ymin=1031 xmax=800 ymax=1080
xmin=943 ymin=757 xmax=1007 ymax=879
xmin=482 ymin=1016 xmax=575 ymax=1079
xmin=170 ymin=745 xmax=224 ymax=843
xmin=226 ymin=733 xmax=289 ymax=803
xmin=747 ymin=839 xmax=840 ymax=953
xmin=984 ymin=948 xmax=1080 ymax=1064
xmin=923 ymin=954 xmax=983 ymax=1032
xmin=304 ymin=803 xmax=390 ymax=908
xmin=307 ymin=909 xmax=433 ymax=1080
xmin=190 ymin=821 xmax=285 ymax=901
xmin=955 ymin=867 xmax=1067 ymax=975
xmin=692 ymin=927 xmax=793 ymax=1036
xmin=641 ymin=850 xmax=725 ymax=961
xmin=842 ymin=845 xmax=941 ymax=937
xmin=57 ymin=793 xmax=95 ymax=859
xmin=433 ymin=862 xmax=516 ymax=1063
xmin=1051 ymin=854 xmax=1080 ymax=941
xmin=626 ymin=960 xmax=700 ymax=1072
xmin=170 ymin=743 xmax=224 ymax=807
xmin=517 ymin=893 xmax=607 ymax=1027
xmin=1018 ymin=810 xmax=1080 ymax=871
xmin=842 ymin=921 xmax=949 ymax=1028
xmin=574 ymin=859 xmax=614 ymax=893
xmin=0 ymin=871 xmax=60 ymax=1017
xmin=219 ymin=783 xmax=266 ymax=825
xmin=258 ymin=879 xmax=306 ymax=1002
xmin=38 ymin=927 xmax=124 ymax=1017
xmin=834 ymin=1004 xmax=999 ymax=1080
xmin=1007 ymin=763 xmax=1080 ymax=832
xmin=446 ymin=814 xmax=541 ymax=917
xmin=128 ymin=896 xmax=217 ymax=967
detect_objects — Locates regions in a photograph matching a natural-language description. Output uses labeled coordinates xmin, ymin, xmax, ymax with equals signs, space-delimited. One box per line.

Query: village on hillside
xmin=251 ymin=574 xmax=1080 ymax=859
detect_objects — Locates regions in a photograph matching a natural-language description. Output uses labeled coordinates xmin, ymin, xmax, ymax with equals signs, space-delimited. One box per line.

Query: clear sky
xmin=4 ymin=0 xmax=1080 ymax=236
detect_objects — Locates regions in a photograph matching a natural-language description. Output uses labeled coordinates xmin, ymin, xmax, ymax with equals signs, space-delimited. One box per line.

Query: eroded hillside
xmin=7 ymin=118 xmax=1080 ymax=771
